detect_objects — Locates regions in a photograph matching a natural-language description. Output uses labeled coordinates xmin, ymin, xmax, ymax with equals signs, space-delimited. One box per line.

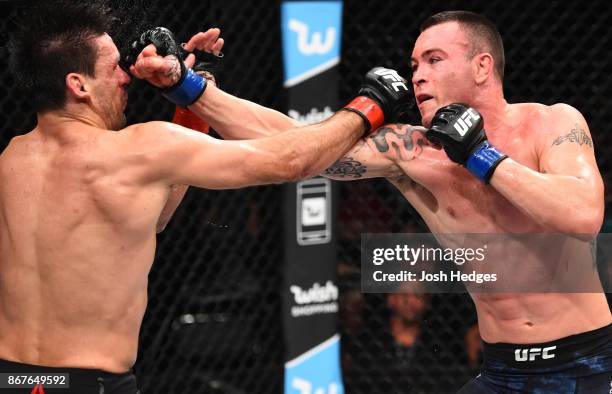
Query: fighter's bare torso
xmin=393 ymin=104 xmax=541 ymax=234
xmin=0 ymin=122 xmax=169 ymax=372
xmin=385 ymin=102 xmax=611 ymax=343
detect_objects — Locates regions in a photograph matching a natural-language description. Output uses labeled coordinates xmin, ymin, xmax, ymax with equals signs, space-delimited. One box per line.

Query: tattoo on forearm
xmin=551 ymin=124 xmax=593 ymax=148
xmin=324 ymin=156 xmax=367 ymax=178
xmin=371 ymin=124 xmax=426 ymax=160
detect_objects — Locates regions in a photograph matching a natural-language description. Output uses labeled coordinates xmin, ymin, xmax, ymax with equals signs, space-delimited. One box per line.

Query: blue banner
xmin=285 ymin=335 xmax=344 ymax=394
xmin=281 ymin=1 xmax=343 ymax=87
xmin=281 ymin=1 xmax=344 ymax=394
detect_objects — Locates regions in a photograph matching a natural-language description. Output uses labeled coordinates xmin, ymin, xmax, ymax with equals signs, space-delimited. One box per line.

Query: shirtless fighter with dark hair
xmin=0 ymin=1 xmax=411 ymax=392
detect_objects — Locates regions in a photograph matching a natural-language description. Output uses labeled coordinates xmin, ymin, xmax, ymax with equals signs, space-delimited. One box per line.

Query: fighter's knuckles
xmin=137 ymin=57 xmax=163 ymax=73
xmin=141 ymin=43 xmax=158 ymax=56
xmin=128 ymin=65 xmax=141 ymax=78
xmin=163 ymin=55 xmax=180 ymax=67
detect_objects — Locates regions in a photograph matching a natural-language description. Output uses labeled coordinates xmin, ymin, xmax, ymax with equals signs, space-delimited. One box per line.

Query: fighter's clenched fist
xmin=342 ymin=67 xmax=413 ymax=134
xmin=426 ymin=103 xmax=507 ymax=183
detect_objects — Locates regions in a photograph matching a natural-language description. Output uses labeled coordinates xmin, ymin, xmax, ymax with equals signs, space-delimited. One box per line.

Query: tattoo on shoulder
xmin=370 ymin=124 xmax=427 ymax=160
xmin=324 ymin=156 xmax=367 ymax=178
xmin=551 ymin=124 xmax=593 ymax=148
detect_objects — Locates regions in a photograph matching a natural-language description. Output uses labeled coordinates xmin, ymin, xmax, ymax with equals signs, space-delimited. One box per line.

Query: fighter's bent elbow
xmin=563 ymin=207 xmax=604 ymax=241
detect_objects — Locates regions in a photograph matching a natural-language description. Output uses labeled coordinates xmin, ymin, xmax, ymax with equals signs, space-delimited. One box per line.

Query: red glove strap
xmin=344 ymin=96 xmax=384 ymax=132
xmin=172 ymin=106 xmax=210 ymax=134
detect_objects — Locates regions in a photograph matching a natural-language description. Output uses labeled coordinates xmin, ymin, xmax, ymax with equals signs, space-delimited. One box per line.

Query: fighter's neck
xmin=37 ymin=106 xmax=109 ymax=134
xmin=470 ymin=93 xmax=512 ymax=135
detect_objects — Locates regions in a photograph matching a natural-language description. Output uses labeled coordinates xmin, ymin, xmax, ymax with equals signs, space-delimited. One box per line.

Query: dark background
xmin=1 ymin=0 xmax=611 ymax=393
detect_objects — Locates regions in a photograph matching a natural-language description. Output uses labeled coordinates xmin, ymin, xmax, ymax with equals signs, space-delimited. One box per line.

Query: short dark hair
xmin=421 ymin=11 xmax=505 ymax=82
xmin=9 ymin=0 xmax=113 ymax=112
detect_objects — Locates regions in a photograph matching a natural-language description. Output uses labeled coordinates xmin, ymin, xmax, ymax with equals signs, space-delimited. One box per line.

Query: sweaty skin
xmin=184 ymin=23 xmax=610 ymax=345
xmin=0 ymin=124 xmax=161 ymax=372
xmin=356 ymin=118 xmax=609 ymax=344
xmin=0 ymin=33 xmax=366 ymax=372
xmin=402 ymin=21 xmax=609 ymax=343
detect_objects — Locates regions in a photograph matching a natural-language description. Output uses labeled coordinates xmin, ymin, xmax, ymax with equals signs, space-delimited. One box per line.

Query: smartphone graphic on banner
xmin=296 ymin=178 xmax=331 ymax=246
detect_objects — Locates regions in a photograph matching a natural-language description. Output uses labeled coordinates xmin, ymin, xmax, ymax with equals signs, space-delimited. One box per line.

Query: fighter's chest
xmin=401 ymin=129 xmax=543 ymax=231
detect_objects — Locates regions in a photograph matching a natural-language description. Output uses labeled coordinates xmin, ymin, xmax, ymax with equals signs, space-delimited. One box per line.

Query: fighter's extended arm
xmin=132 ymin=109 xmax=365 ymax=189
xmin=123 ymin=27 xmax=298 ymax=139
xmin=126 ymin=28 xmax=415 ymax=145
xmin=125 ymin=28 xmax=413 ymax=188
xmin=489 ymin=104 xmax=603 ymax=236
xmin=127 ymin=67 xmax=412 ymax=189
xmin=189 ymin=74 xmax=427 ymax=181
xmin=182 ymin=28 xmax=296 ymax=139
xmin=189 ymin=84 xmax=299 ymax=139
xmin=323 ymin=123 xmax=429 ymax=181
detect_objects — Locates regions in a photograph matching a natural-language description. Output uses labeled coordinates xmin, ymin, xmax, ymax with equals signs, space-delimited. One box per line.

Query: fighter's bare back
xmin=0 ymin=121 xmax=168 ymax=372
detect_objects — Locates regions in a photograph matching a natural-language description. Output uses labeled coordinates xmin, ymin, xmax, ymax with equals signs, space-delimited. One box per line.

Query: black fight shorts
xmin=0 ymin=358 xmax=139 ymax=394
xmin=457 ymin=323 xmax=612 ymax=393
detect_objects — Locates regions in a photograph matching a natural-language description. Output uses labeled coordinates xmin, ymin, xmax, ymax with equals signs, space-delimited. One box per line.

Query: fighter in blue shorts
xmin=459 ymin=324 xmax=612 ymax=393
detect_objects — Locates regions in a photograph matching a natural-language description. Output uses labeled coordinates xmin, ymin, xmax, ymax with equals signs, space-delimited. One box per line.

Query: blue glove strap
xmin=465 ymin=141 xmax=508 ymax=183
xmin=162 ymin=68 xmax=207 ymax=107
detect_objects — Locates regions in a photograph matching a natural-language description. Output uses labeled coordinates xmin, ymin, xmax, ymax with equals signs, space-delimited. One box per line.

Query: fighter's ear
xmin=65 ymin=72 xmax=91 ymax=101
xmin=473 ymin=52 xmax=494 ymax=85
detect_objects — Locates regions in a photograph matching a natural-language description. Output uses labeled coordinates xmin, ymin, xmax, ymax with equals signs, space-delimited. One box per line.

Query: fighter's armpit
xmin=550 ymin=123 xmax=593 ymax=149
xmin=367 ymin=124 xmax=428 ymax=161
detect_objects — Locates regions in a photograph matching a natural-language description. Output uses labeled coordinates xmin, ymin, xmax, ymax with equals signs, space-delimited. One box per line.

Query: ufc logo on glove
xmin=374 ymin=68 xmax=409 ymax=92
xmin=453 ymin=108 xmax=481 ymax=136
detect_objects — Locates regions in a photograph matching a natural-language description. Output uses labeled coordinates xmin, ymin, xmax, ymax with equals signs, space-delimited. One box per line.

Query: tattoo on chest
xmin=551 ymin=124 xmax=593 ymax=148
xmin=371 ymin=124 xmax=426 ymax=160
xmin=324 ymin=156 xmax=367 ymax=178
